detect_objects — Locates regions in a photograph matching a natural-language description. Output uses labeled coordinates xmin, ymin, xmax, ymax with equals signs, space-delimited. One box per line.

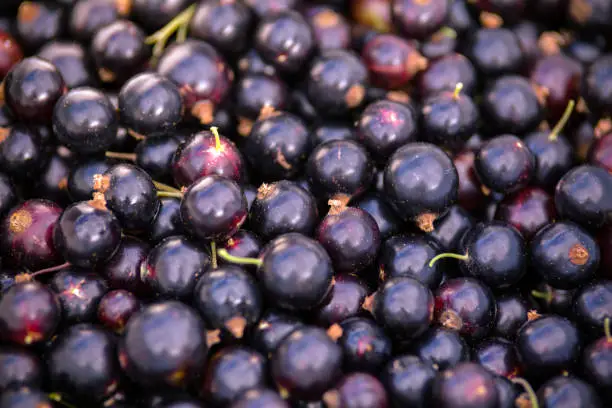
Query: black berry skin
xmin=0 ymin=126 xmax=50 ymax=181
xmin=3 ymin=57 xmax=65 ymax=123
xmin=325 ymin=372 xmax=388 ymax=408
xmin=411 ymin=327 xmax=470 ymax=370
xmin=69 ymin=0 xmax=121 ymax=43
xmin=473 ymin=337 xmax=520 ymax=378
xmin=148 ymin=197 xmax=184 ymax=244
xmin=48 ymin=323 xmax=120 ymax=402
xmin=381 ymin=354 xmax=436 ymax=408
xmin=357 ymin=100 xmax=418 ymax=163
xmin=250 ymin=181 xmax=319 ymax=240
xmin=38 ymin=41 xmax=96 ymax=89
xmin=373 ymin=277 xmax=434 ymax=340
xmin=272 ymin=326 xmax=342 ymax=401
xmin=0 ymin=173 xmax=16 ymax=219
xmin=419 ymin=53 xmax=477 ymax=98
xmin=516 ymin=315 xmax=580 ymax=379
xmin=49 ymin=268 xmax=108 ymax=325
xmin=431 ymin=363 xmax=499 ymax=408
xmin=219 ymin=230 xmax=262 ymax=271
xmin=582 ymin=336 xmax=612 ymax=396
xmin=0 ymin=347 xmax=42 ymax=392
xmin=307 ymin=50 xmax=369 ymax=117
xmin=141 ymin=235 xmax=209 ymax=299
xmin=524 ymin=130 xmax=574 ymax=189
xmin=383 ymin=142 xmax=458 ymax=229
xmin=307 ymin=139 xmax=374 ymax=199
xmin=493 ymin=292 xmax=530 ymax=340
xmin=317 ymin=207 xmax=380 ymax=274
xmin=202 ymin=347 xmax=267 ymax=406
xmin=180 ymin=175 xmax=248 ymax=241
xmin=118 ymin=72 xmax=183 ymax=137
xmin=53 ymin=201 xmax=122 ymax=268
xmin=67 ymin=158 xmax=112 ymax=202
xmin=573 ymin=281 xmax=612 ymax=336
xmin=555 ymin=165 xmax=612 ymax=229
xmin=467 ymin=28 xmax=523 ymax=77
xmin=244 ymin=112 xmax=312 ymax=181
xmin=102 ymin=236 xmax=150 ymax=295
xmin=231 ymin=388 xmax=289 ymax=408
xmin=250 ymin=309 xmax=305 ymax=356
xmin=99 ymin=163 xmax=160 ymax=231
xmin=0 ymin=388 xmax=52 ymax=408
xmin=193 ymin=265 xmax=262 ymax=338
xmin=475 ymin=134 xmax=535 ymax=194
xmin=354 ymin=193 xmax=402 ymax=240
xmin=459 ymin=222 xmax=527 ymax=289
xmin=530 ymin=221 xmax=600 ymax=290
xmin=429 ymin=205 xmax=474 ymax=253
xmin=585 ymin=54 xmax=612 ymax=115
xmin=378 ymin=233 xmax=444 ymax=290
xmin=537 ymin=375 xmax=603 ymax=408
xmin=119 ymin=301 xmax=208 ymax=388
xmin=337 ymin=316 xmax=392 ymax=372
xmin=259 ymin=233 xmax=334 ymax=311
xmin=255 ymin=11 xmax=314 ymax=74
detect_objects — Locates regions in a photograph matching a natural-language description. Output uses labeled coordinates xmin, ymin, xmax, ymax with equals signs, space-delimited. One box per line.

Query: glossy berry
xmin=38 ymin=41 xmax=95 ymax=89
xmin=0 ymin=31 xmax=22 ymax=78
xmin=584 ymin=55 xmax=612 ymax=115
xmin=97 ymin=289 xmax=141 ymax=334
xmin=50 ymin=268 xmax=108 ymax=324
xmin=244 ymin=112 xmax=311 ymax=180
xmin=493 ymin=292 xmax=530 ymax=340
xmin=231 ymin=388 xmax=288 ymax=408
xmin=537 ymin=375 xmax=603 ymax=408
xmin=453 ymin=150 xmax=487 ymax=213
xmin=307 ymin=140 xmax=374 ymax=200
xmin=272 ymin=326 xmax=342 ymax=401
xmin=172 ymin=129 xmax=245 ymax=188
xmin=431 ymin=363 xmax=499 ymax=408
xmin=67 ymin=158 xmax=112 ymax=202
xmin=357 ymin=100 xmax=418 ymax=163
xmin=589 ymin=132 xmax=612 ymax=173
xmin=235 ymin=74 xmax=288 ymax=121
xmin=118 ymin=72 xmax=183 ymax=137
xmin=323 ymin=373 xmax=388 ymax=408
xmin=474 ymin=337 xmax=521 ymax=378
xmin=354 ymin=193 xmax=402 ymax=240
xmin=392 ymin=0 xmax=449 ymax=40
xmin=180 ymin=175 xmax=247 ymax=241
xmin=384 ymin=143 xmax=458 ymax=231
xmin=250 ymin=309 xmax=304 ymax=356
xmin=0 ymin=281 xmax=60 ymax=346
xmin=317 ymin=207 xmax=380 ymax=274
xmin=255 ymin=11 xmax=314 ymax=74
xmin=573 ymin=281 xmax=612 ymax=335
xmin=531 ymin=221 xmax=599 ymax=289
xmin=315 ymin=274 xmax=369 ymax=326
xmin=517 ymin=315 xmax=580 ymax=378
xmin=53 ymin=200 xmax=122 ymax=268
xmin=148 ymin=197 xmax=184 ymax=244
xmin=582 ymin=330 xmax=612 ymax=395
xmin=0 ymin=387 xmax=52 ymax=408
xmin=157 ymin=40 xmax=233 ymax=122
xmin=496 ymin=187 xmax=555 ymax=239
xmin=378 ymin=233 xmax=444 ymax=289
xmin=134 ymin=134 xmax=181 ymax=181
xmin=101 ymin=236 xmax=150 ymax=295
xmin=4 ymin=57 xmax=65 ymax=123
xmin=0 ymin=173 xmax=16 ymax=219
xmin=0 ymin=347 xmax=42 ymax=392
xmin=48 ymin=323 xmax=120 ymax=402
xmin=0 ymin=126 xmax=50 ymax=181
xmin=361 ymin=34 xmax=427 ymax=90
xmin=411 ymin=327 xmax=470 ymax=370
xmin=0 ymin=199 xmax=62 ymax=270
xmin=475 ymin=135 xmax=535 ymax=194
xmin=69 ymin=0 xmax=123 ymax=43
xmin=219 ymin=230 xmax=263 ymax=269
xmin=119 ymin=301 xmax=208 ymax=388
xmin=307 ymin=50 xmax=368 ymax=116
xmin=555 ymin=165 xmax=612 ymax=229
xmin=428 ymin=205 xmax=474 ymax=253
xmin=337 ymin=316 xmax=392 ymax=372
xmin=189 ymin=0 xmax=253 ymax=57
xmin=250 ymin=181 xmax=318 ymax=240
xmin=96 ymin=163 xmax=160 ymax=231
xmin=141 ymin=235 xmax=209 ymax=299
xmin=91 ymin=20 xmax=150 ymax=85
xmin=381 ymin=354 xmax=436 ymax=407
xmin=305 ymin=6 xmax=351 ymax=51
xmin=434 ymin=277 xmax=496 ymax=341
xmin=419 ymin=53 xmax=476 ymax=98
xmin=16 ymin=1 xmax=64 ymax=52
xmin=372 ymin=277 xmax=434 ymax=340
xmin=467 ymin=28 xmax=523 ymax=77
xmin=257 ymin=233 xmax=333 ymax=311
xmin=524 ymin=130 xmax=574 ymax=189
xmin=482 ymin=76 xmax=543 ymax=135
xmin=193 ymin=265 xmax=262 ymax=339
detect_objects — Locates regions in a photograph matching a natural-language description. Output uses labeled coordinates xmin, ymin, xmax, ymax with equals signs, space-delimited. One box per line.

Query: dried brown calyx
xmin=257 ymin=183 xmax=276 ymax=200
xmin=18 ymin=1 xmax=41 ymax=24
xmin=93 ymin=174 xmax=111 ymax=193
xmin=386 ymin=90 xmax=411 ymax=104
xmin=362 ymin=293 xmax=375 ymax=313
xmin=345 ymin=84 xmax=365 ymax=108
xmin=238 ymin=117 xmax=253 ymax=137
xmin=313 ymin=9 xmax=340 ymax=28
xmin=568 ymin=243 xmax=589 ymax=265
xmin=258 ymin=104 xmax=279 ymax=120
xmin=595 ymin=118 xmax=612 ymax=138
xmin=0 ymin=127 xmax=9 ymax=143
xmin=327 ymin=198 xmax=348 ymax=216
xmin=275 ymin=149 xmax=292 ymax=170
xmin=479 ymin=11 xmax=503 ymax=28
xmin=326 ymin=323 xmax=343 ymax=341
xmin=322 ymin=390 xmax=340 ymax=408
xmin=439 ymin=309 xmax=463 ymax=331
xmin=89 ymin=192 xmax=108 ymax=211
xmin=416 ymin=212 xmax=437 ymax=233
xmin=538 ymin=31 xmax=571 ymax=56
xmin=569 ymin=0 xmax=592 ymax=23
xmin=98 ymin=68 xmax=117 ymax=83
xmin=206 ymin=329 xmax=221 ymax=348
xmin=527 ymin=309 xmax=541 ymax=321
xmin=191 ymin=100 xmax=214 ymax=125
xmin=9 ymin=209 xmax=32 ymax=234
xmin=115 ymin=0 xmax=132 ymax=15
xmin=225 ymin=316 xmax=247 ymax=339
xmin=532 ymin=84 xmax=550 ymax=106
xmin=405 ymin=51 xmax=428 ymax=78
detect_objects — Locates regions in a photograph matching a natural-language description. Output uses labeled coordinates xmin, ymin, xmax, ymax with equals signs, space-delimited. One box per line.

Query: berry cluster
xmin=0 ymin=0 xmax=611 ymax=407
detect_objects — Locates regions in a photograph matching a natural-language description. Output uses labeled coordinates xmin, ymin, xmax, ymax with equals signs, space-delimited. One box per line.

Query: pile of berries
xmin=1 ymin=0 xmax=612 ymax=407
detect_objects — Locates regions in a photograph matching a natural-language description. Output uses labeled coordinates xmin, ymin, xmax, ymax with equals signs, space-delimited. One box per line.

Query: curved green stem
xmin=429 ymin=252 xmax=469 ymax=268
xmin=145 ymin=4 xmax=196 ymax=61
xmin=210 ymin=126 xmax=221 ymax=151
xmin=157 ymin=191 xmax=183 ymax=199
xmin=453 ymin=82 xmax=463 ymax=100
xmin=153 ymin=180 xmax=181 ymax=194
xmin=29 ymin=262 xmax=71 ymax=278
xmin=511 ymin=378 xmax=539 ymax=408
xmin=217 ymin=248 xmax=262 ymax=267
xmin=49 ymin=393 xmax=77 ymax=408
xmin=531 ymin=289 xmax=552 ymax=304
xmin=549 ymin=100 xmax=575 ymax=141
xmin=604 ymin=317 xmax=611 ymax=341
xmin=210 ymin=241 xmax=218 ymax=269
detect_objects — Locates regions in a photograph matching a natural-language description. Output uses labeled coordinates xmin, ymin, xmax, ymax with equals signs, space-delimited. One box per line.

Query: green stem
xmin=511 ymin=378 xmax=539 ymax=408
xmin=145 ymin=4 xmax=196 ymax=60
xmin=153 ymin=180 xmax=181 ymax=194
xmin=453 ymin=82 xmax=463 ymax=100
xmin=210 ymin=241 xmax=218 ymax=269
xmin=105 ymin=151 xmax=136 ymax=161
xmin=157 ymin=191 xmax=183 ymax=198
xmin=531 ymin=289 xmax=552 ymax=304
xmin=549 ymin=100 xmax=575 ymax=141
xmin=429 ymin=252 xmax=469 ymax=268
xmin=29 ymin=262 xmax=71 ymax=278
xmin=48 ymin=393 xmax=77 ymax=408
xmin=210 ymin=126 xmax=221 ymax=151
xmin=217 ymin=248 xmax=263 ymax=267
xmin=604 ymin=317 xmax=611 ymax=341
